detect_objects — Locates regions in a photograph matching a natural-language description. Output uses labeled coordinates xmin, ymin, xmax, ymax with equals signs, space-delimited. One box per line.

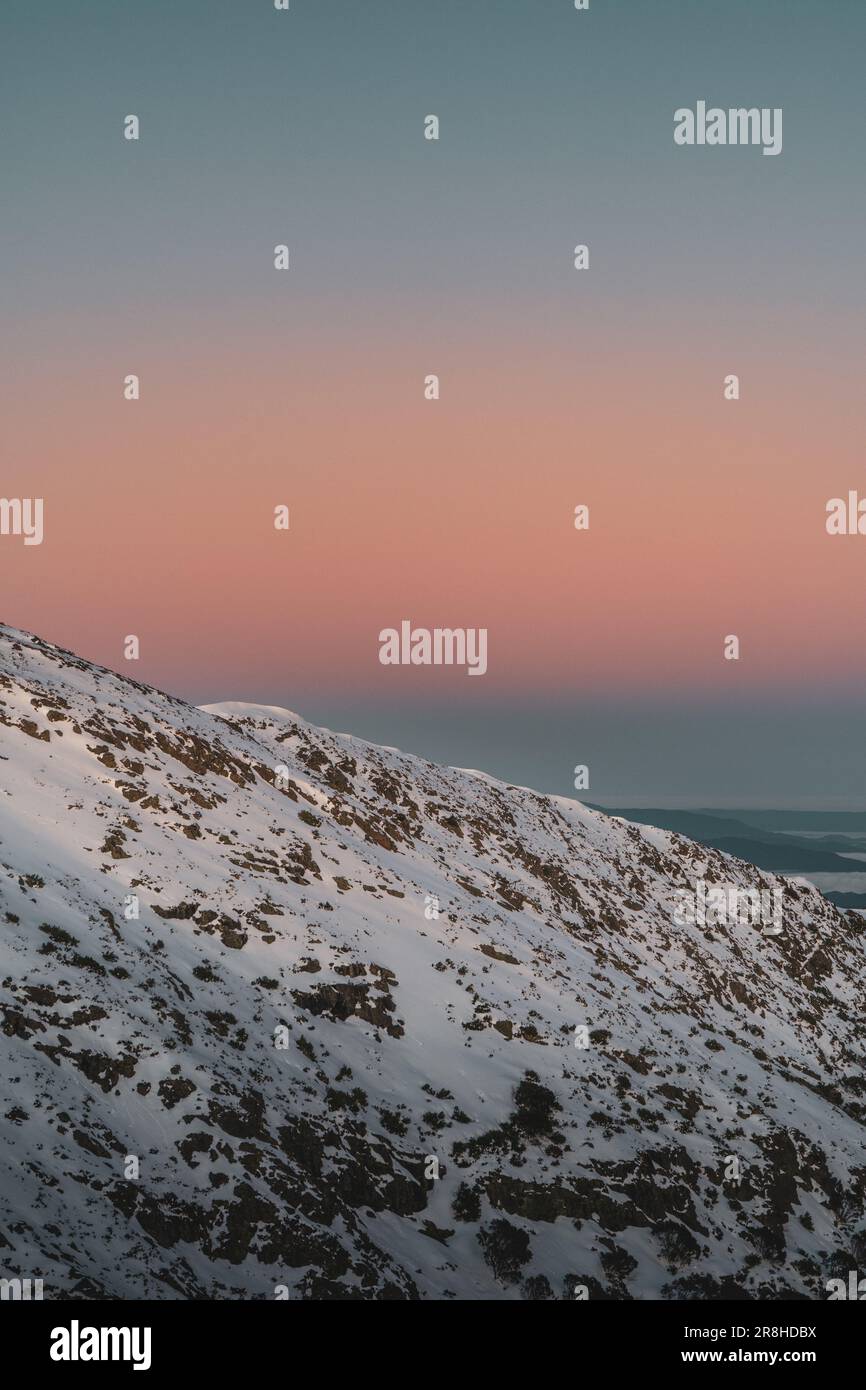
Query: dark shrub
xmin=512 ymin=1072 xmax=560 ymax=1137
xmin=452 ymin=1181 xmax=482 ymax=1223
xmin=478 ymin=1218 xmax=531 ymax=1283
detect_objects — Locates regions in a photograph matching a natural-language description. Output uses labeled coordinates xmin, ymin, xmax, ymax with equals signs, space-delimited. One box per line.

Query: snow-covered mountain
xmin=1 ymin=623 xmax=864 ymax=1300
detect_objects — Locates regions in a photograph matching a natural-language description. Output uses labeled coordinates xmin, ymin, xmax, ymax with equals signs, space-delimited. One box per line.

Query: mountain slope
xmin=1 ymin=624 xmax=865 ymax=1300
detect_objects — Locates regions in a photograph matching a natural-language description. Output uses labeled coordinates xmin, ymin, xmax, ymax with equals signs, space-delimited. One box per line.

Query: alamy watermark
xmin=0 ymin=497 xmax=43 ymax=546
xmin=1 ymin=1276 xmax=43 ymax=1300
xmin=50 ymin=1321 xmax=152 ymax=1370
xmin=826 ymin=1271 xmax=866 ymax=1300
xmin=673 ymin=879 xmax=783 ymax=936
xmin=674 ymin=102 xmax=782 ymax=157
xmin=379 ymin=621 xmax=487 ymax=676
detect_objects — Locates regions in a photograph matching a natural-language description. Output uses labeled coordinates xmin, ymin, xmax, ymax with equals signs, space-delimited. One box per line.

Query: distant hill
xmin=701 ymin=809 xmax=866 ymax=833
xmin=825 ymin=891 xmax=866 ymax=910
xmin=592 ymin=808 xmax=861 ymax=872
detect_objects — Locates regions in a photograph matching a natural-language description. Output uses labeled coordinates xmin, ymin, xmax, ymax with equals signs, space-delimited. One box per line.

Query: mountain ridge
xmin=1 ymin=623 xmax=865 ymax=1300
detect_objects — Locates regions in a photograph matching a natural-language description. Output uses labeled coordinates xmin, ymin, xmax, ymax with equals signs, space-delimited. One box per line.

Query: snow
xmin=1 ymin=622 xmax=864 ymax=1300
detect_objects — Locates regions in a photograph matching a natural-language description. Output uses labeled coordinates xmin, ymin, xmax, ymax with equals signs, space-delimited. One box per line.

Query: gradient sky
xmin=3 ymin=0 xmax=866 ymax=805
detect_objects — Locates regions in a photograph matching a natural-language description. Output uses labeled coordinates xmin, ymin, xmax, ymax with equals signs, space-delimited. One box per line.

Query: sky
xmin=2 ymin=0 xmax=866 ymax=806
